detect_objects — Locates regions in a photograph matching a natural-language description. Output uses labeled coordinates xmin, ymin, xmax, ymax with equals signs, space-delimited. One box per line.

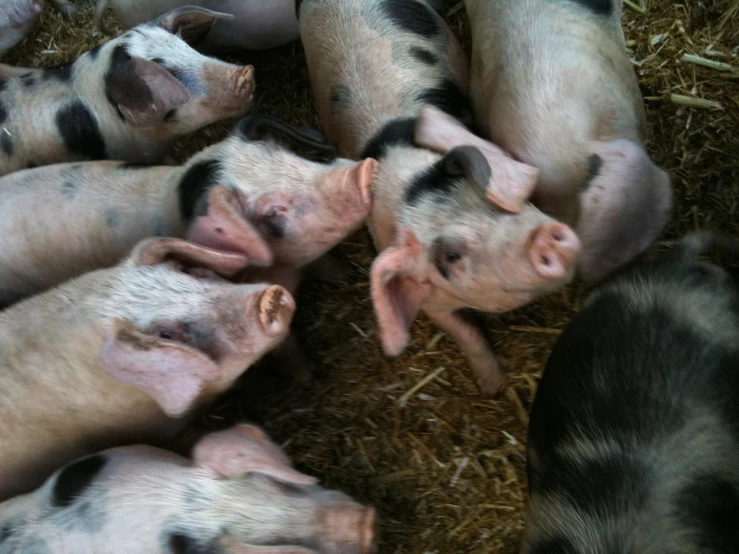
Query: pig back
xmin=523 ymin=254 xmax=739 ymax=553
xmin=467 ymin=0 xmax=645 ymax=189
xmin=300 ymin=0 xmax=471 ymax=159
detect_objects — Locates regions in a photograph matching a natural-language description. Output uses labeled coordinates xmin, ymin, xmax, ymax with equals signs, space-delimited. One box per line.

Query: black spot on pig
xmin=55 ymin=102 xmax=106 ymax=160
xmin=104 ymin=209 xmax=120 ymax=229
xmin=44 ymin=63 xmax=74 ymax=82
xmin=329 ymin=85 xmax=352 ymax=109
xmin=51 ymin=454 xmax=107 ymax=508
xmin=361 ymin=117 xmax=416 ymax=160
xmin=381 ymin=0 xmax=441 ymax=38
xmin=675 ymin=473 xmax=739 ymax=553
xmin=571 ymin=0 xmax=613 ymax=16
xmin=405 ymin=153 xmax=467 ymax=205
xmin=409 ymin=47 xmax=439 ymax=66
xmin=0 ymin=521 xmax=15 ymax=543
xmin=417 ymin=79 xmax=476 ymax=130
xmin=178 ymin=159 xmax=222 ymax=220
xmin=0 ymin=99 xmax=7 ymax=126
xmin=527 ymin=536 xmax=577 ymax=554
xmin=61 ymin=181 xmax=78 ymax=199
xmin=21 ymin=73 xmax=36 ymax=87
xmin=537 ymin=454 xmax=650 ymax=517
xmin=0 ymin=133 xmax=13 ymax=155
xmin=88 ymin=44 xmax=102 ymax=60
xmin=167 ymin=532 xmax=219 ymax=554
xmin=581 ymin=154 xmax=602 ymax=191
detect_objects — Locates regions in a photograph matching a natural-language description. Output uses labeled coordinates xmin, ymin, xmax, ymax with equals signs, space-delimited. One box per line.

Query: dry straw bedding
xmin=5 ymin=0 xmax=738 ymax=552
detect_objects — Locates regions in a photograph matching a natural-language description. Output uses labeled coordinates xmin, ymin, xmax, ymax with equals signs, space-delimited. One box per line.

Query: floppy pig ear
xmin=414 ymin=105 xmax=539 ymax=213
xmin=105 ymin=52 xmax=190 ymax=128
xmin=129 ymin=237 xmax=248 ymax=276
xmin=185 ymin=185 xmax=274 ymax=267
xmin=193 ymin=424 xmax=318 ymax=485
xmin=100 ymin=319 xmax=219 ymax=418
xmin=154 ymin=6 xmax=234 ymax=46
xmin=370 ymin=231 xmax=432 ymax=357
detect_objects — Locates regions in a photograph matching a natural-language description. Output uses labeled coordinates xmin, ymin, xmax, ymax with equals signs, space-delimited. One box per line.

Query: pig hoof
xmin=477 ymin=375 xmax=507 ymax=398
xmin=258 ymin=285 xmax=295 ymax=337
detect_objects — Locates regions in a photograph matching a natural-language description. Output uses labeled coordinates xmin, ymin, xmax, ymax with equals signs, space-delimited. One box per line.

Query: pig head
xmin=0 ymin=6 xmax=255 ymax=175
xmin=181 ymin=117 xmax=376 ymax=272
xmin=369 ymin=143 xmax=580 ymax=372
xmin=0 ymin=425 xmax=376 ymax=554
xmin=0 ymin=237 xmax=294 ymax=500
xmin=465 ymin=0 xmax=673 ymax=283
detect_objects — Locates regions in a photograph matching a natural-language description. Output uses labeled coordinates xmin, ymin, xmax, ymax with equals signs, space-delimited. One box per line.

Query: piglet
xmin=0 ymin=115 xmax=375 ymax=306
xmin=300 ymin=0 xmax=580 ymax=394
xmin=95 ymin=0 xmax=299 ymax=52
xmin=0 ymin=237 xmax=295 ymax=501
xmin=0 ymin=0 xmax=75 ymax=58
xmin=0 ymin=424 xmax=376 ymax=554
xmin=0 ymin=6 xmax=255 ymax=176
xmin=464 ymin=0 xmax=673 ymax=282
xmin=522 ymin=232 xmax=739 ymax=553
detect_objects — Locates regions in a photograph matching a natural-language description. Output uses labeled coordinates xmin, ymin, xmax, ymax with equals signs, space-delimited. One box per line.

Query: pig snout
xmin=319 ymin=504 xmax=377 ymax=554
xmin=204 ymin=63 xmax=256 ymax=111
xmin=257 ymin=285 xmax=295 ymax=337
xmin=529 ymin=222 xmax=581 ymax=281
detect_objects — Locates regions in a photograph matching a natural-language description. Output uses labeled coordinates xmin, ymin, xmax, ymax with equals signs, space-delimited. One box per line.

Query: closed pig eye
xmin=432 ymin=238 xmax=466 ymax=280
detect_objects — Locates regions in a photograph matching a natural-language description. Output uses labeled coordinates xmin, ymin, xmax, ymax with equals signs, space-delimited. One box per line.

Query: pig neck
xmin=367 ymin=146 xmax=441 ymax=250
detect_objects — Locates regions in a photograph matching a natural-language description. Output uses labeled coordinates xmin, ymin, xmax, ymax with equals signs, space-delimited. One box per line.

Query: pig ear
xmin=185 ymin=186 xmax=274 ymax=267
xmin=370 ymin=231 xmax=433 ymax=357
xmin=415 ymin=105 xmax=539 ymax=213
xmin=105 ymin=53 xmax=191 ymax=128
xmin=154 ymin=6 xmax=235 ymax=46
xmin=129 ymin=237 xmax=249 ymax=276
xmin=100 ymin=319 xmax=219 ymax=418
xmin=193 ymin=424 xmax=318 ymax=486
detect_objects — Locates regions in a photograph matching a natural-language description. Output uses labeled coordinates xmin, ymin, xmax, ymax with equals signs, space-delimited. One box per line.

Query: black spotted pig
xmin=464 ymin=0 xmax=673 ymax=283
xmin=0 ymin=6 xmax=255 ymax=177
xmin=0 ymin=115 xmax=375 ymax=306
xmin=95 ymin=0 xmax=299 ymax=52
xmin=0 ymin=237 xmax=295 ymax=501
xmin=299 ymin=0 xmax=581 ymax=395
xmin=0 ymin=424 xmax=377 ymax=554
xmin=0 ymin=0 xmax=75 ymax=58
xmin=522 ymin=232 xmax=739 ymax=554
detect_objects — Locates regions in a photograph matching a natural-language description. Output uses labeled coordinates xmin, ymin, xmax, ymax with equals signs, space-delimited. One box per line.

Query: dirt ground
xmin=5 ymin=0 xmax=738 ymax=553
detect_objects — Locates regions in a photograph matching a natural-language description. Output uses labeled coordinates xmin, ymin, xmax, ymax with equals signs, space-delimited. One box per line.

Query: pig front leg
xmin=425 ymin=309 xmax=506 ymax=396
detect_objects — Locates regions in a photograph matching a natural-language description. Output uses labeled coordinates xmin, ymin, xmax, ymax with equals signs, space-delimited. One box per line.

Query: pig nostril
xmin=552 ymin=232 xmax=564 ymax=242
xmin=540 ymin=255 xmax=551 ymax=267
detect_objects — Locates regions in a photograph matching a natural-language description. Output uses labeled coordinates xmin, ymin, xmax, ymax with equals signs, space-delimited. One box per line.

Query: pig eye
xmin=445 ymin=251 xmax=461 ymax=263
xmin=158 ymin=331 xmax=172 ymax=340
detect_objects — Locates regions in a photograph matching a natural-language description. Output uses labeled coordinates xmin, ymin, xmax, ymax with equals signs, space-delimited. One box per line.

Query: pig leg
xmin=425 ymin=309 xmax=506 ymax=396
xmin=577 ymin=139 xmax=673 ymax=283
xmin=0 ymin=0 xmax=41 ymax=57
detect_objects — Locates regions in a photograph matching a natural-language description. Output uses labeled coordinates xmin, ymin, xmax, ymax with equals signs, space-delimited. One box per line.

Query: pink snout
xmin=256 ymin=285 xmax=295 ymax=337
xmin=321 ymin=504 xmax=377 ymax=553
xmin=529 ymin=223 xmax=581 ymax=281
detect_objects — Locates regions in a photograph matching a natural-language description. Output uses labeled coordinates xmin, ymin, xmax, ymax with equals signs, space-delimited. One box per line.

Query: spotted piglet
xmin=299 ymin=0 xmax=581 ymax=395
xmin=0 ymin=237 xmax=295 ymax=501
xmin=0 ymin=115 xmax=375 ymax=306
xmin=0 ymin=6 xmax=255 ymax=176
xmin=464 ymin=0 xmax=673 ymax=282
xmin=0 ymin=424 xmax=376 ymax=554
xmin=0 ymin=0 xmax=75 ymax=58
xmin=522 ymin=232 xmax=739 ymax=553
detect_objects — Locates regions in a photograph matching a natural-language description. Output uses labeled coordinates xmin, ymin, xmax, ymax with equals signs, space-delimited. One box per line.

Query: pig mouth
xmin=257 ymin=285 xmax=295 ymax=337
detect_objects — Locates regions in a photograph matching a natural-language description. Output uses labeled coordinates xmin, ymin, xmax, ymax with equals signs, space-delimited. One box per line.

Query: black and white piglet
xmin=522 ymin=231 xmax=739 ymax=553
xmin=0 ymin=6 xmax=254 ymax=176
